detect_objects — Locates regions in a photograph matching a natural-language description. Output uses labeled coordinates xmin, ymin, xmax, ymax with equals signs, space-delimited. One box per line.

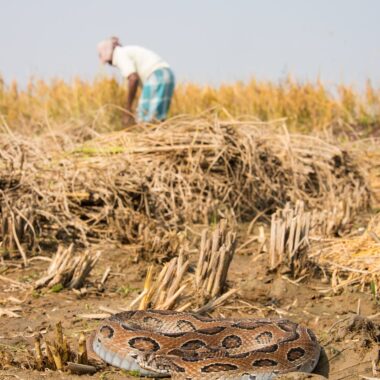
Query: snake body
xmin=88 ymin=310 xmax=321 ymax=379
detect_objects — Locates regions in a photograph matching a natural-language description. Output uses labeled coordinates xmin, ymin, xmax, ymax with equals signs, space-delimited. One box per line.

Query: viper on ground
xmin=87 ymin=310 xmax=321 ymax=380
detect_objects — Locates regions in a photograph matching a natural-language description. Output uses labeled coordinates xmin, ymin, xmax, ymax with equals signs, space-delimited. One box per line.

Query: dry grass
xmin=0 ymin=115 xmax=370 ymax=261
xmin=313 ymin=213 xmax=380 ymax=291
xmin=1 ymin=76 xmax=380 ymax=133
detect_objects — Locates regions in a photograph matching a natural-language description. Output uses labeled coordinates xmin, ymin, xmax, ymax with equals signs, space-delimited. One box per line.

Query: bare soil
xmin=1 ymin=239 xmax=379 ymax=380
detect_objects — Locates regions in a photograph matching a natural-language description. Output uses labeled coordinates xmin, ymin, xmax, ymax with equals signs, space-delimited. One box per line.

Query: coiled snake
xmin=87 ymin=310 xmax=320 ymax=379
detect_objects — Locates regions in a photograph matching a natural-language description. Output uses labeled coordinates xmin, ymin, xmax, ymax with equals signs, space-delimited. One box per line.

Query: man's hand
xmin=126 ymin=73 xmax=140 ymax=111
xmin=123 ymin=113 xmax=135 ymax=127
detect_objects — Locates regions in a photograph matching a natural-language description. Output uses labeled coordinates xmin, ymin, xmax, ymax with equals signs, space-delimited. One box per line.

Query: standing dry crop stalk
xmin=311 ymin=184 xmax=369 ymax=236
xmin=138 ymin=225 xmax=185 ymax=263
xmin=128 ymin=220 xmax=237 ymax=313
xmin=4 ymin=76 xmax=380 ymax=134
xmin=34 ymin=244 xmax=101 ymax=289
xmin=269 ymin=190 xmax=369 ymax=275
xmin=195 ymin=219 xmax=236 ymax=301
xmin=31 ymin=321 xmax=97 ymax=374
xmin=269 ymin=201 xmax=311 ymax=276
xmin=128 ymin=250 xmax=191 ymax=311
xmin=0 ymin=194 xmax=38 ymax=265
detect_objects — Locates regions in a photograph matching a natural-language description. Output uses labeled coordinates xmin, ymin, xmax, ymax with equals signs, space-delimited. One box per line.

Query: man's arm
xmin=126 ymin=72 xmax=140 ymax=114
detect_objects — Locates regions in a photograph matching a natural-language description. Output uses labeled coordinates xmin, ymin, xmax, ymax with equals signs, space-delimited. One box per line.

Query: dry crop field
xmin=0 ymin=77 xmax=380 ymax=380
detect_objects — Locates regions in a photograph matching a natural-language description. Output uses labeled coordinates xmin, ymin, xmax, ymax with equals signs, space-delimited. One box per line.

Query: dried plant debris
xmin=0 ymin=322 xmax=96 ymax=374
xmin=267 ymin=195 xmax=377 ymax=279
xmin=0 ymin=116 xmax=371 ymax=257
xmin=314 ymin=213 xmax=380 ymax=290
xmin=269 ymin=201 xmax=311 ymax=275
xmin=133 ymin=252 xmax=191 ymax=311
xmin=1 ymin=194 xmax=38 ymax=264
xmin=34 ymin=244 xmax=101 ymax=290
xmin=129 ymin=220 xmax=237 ymax=313
xmin=195 ymin=219 xmax=236 ymax=300
xmin=326 ymin=315 xmax=380 ymax=372
xmin=34 ymin=324 xmax=96 ymax=374
xmin=137 ymin=225 xmax=185 ymax=263
xmin=112 ymin=208 xmax=154 ymax=244
xmin=0 ymin=350 xmax=20 ymax=371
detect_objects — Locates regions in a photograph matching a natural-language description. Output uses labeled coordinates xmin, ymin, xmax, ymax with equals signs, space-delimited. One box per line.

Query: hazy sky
xmin=1 ymin=0 xmax=379 ymax=87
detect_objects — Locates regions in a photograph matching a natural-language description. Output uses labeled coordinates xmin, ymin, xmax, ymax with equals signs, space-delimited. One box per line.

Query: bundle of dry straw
xmin=0 ymin=115 xmax=370 ymax=258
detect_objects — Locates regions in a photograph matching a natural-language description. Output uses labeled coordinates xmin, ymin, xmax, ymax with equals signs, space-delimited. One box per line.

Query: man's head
xmin=97 ymin=36 xmax=121 ymax=65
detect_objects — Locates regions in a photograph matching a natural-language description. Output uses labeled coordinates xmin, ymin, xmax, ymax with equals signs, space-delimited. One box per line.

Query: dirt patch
xmin=1 ymin=246 xmax=379 ymax=379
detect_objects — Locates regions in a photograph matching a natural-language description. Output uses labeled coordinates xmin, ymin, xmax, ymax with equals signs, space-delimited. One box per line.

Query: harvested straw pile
xmin=313 ymin=213 xmax=380 ymax=291
xmin=0 ymin=115 xmax=370 ymax=257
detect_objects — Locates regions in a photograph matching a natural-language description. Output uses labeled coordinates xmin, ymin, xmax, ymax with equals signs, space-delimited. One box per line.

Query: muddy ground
xmin=1 ymin=229 xmax=379 ymax=380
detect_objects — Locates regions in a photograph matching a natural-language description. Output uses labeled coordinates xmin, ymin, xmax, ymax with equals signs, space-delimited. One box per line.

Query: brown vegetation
xmin=0 ymin=77 xmax=379 ymax=379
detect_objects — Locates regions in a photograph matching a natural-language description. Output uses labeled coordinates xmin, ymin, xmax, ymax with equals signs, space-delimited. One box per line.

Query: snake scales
xmin=87 ymin=310 xmax=321 ymax=379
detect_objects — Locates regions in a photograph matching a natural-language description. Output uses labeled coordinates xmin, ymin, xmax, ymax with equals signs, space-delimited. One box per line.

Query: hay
xmin=312 ymin=213 xmax=380 ymax=291
xmin=0 ymin=115 xmax=370 ymax=258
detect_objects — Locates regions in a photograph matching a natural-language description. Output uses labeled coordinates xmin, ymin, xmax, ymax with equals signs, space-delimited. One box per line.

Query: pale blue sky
xmin=1 ymin=0 xmax=379 ymax=87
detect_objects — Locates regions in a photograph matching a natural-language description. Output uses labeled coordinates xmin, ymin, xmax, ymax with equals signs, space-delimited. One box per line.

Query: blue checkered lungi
xmin=137 ymin=68 xmax=175 ymax=122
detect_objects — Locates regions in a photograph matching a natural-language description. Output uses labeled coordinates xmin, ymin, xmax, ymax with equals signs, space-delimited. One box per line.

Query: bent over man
xmin=97 ymin=37 xmax=175 ymax=123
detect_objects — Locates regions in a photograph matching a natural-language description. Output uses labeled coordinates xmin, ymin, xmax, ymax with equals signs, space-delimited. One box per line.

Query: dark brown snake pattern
xmin=88 ymin=310 xmax=321 ymax=379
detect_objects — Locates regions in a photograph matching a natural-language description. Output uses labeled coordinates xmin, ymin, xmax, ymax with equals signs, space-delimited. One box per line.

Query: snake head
xmin=136 ymin=352 xmax=172 ymax=375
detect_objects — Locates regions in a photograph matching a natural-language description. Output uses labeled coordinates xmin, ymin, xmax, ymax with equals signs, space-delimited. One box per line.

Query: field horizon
xmin=1 ymin=75 xmax=380 ymax=135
